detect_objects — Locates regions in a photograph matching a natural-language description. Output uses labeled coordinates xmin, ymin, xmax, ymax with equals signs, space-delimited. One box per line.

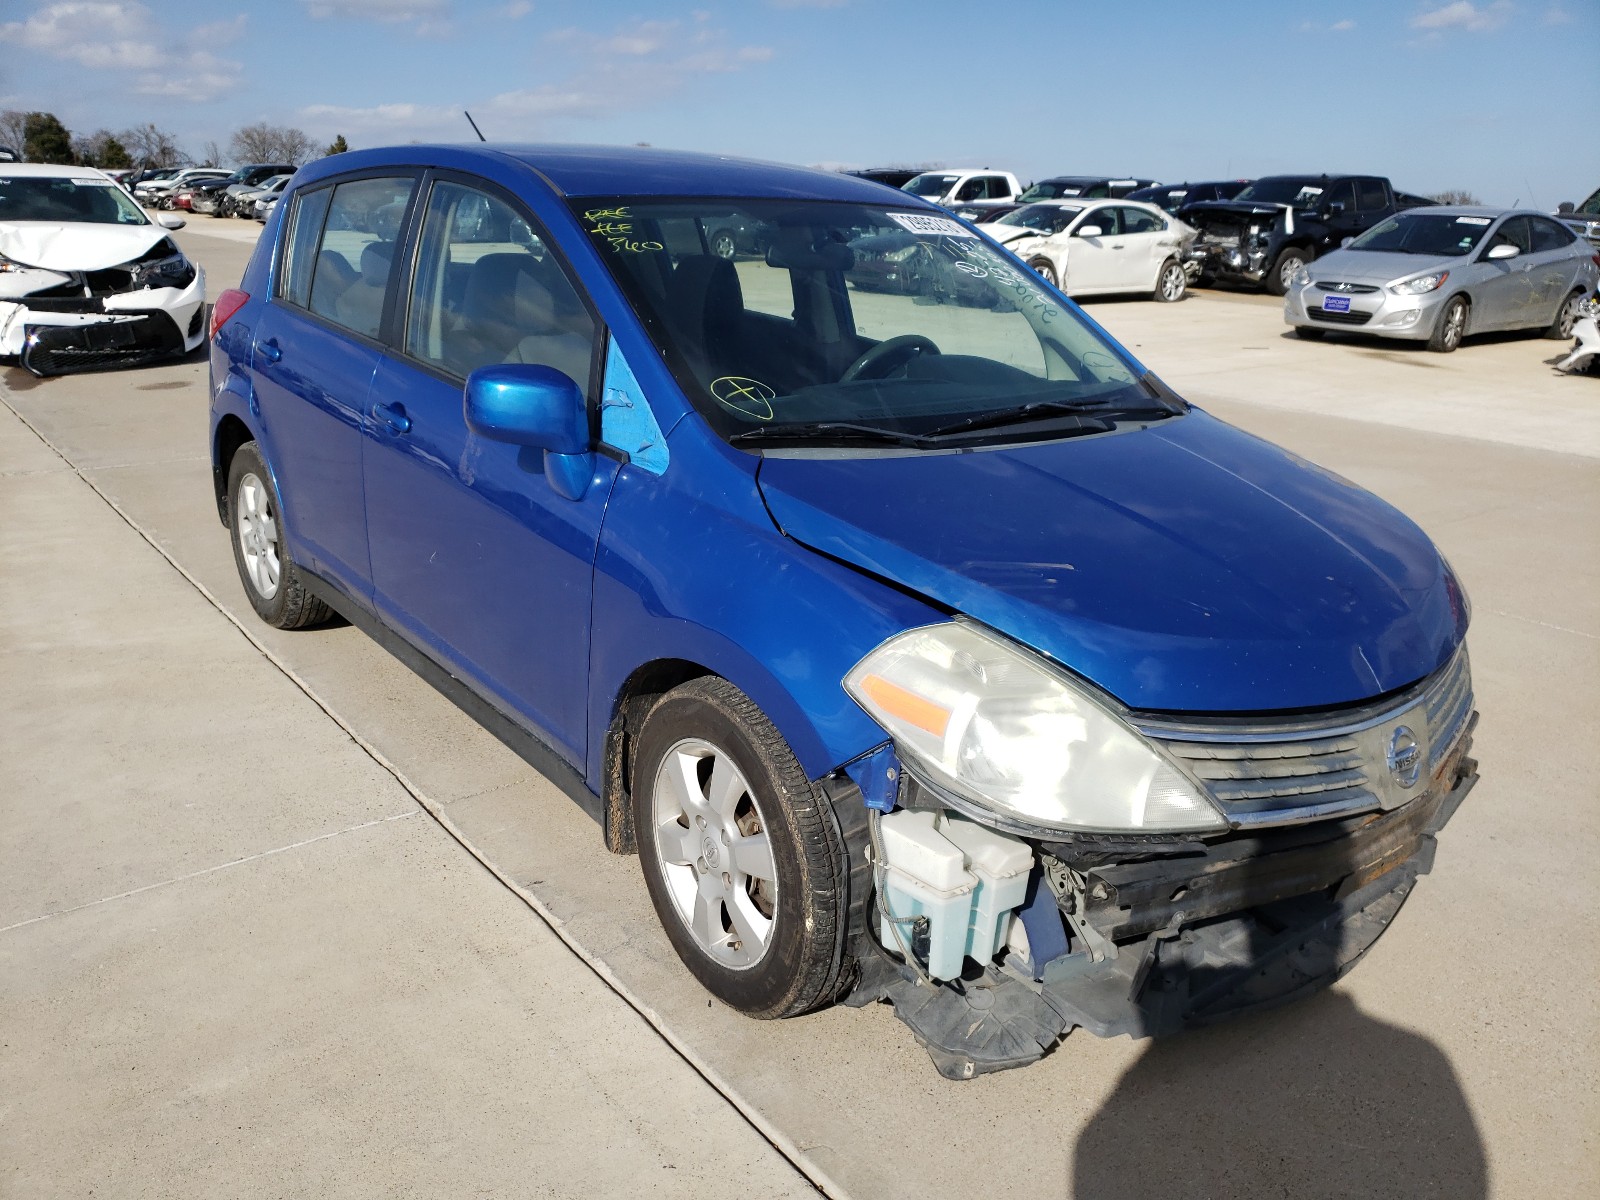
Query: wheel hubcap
xmin=235 ymin=472 xmax=282 ymax=599
xmin=1560 ymin=297 xmax=1579 ymax=338
xmin=652 ymin=738 xmax=777 ymax=971
xmin=1446 ymin=304 xmax=1464 ymax=347
xmin=1162 ymin=266 xmax=1183 ymax=299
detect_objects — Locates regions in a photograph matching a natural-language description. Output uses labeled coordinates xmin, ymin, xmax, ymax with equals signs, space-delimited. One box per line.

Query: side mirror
xmin=1340 ymin=236 xmax=1354 ymax=248
xmin=1486 ymin=243 xmax=1520 ymax=261
xmin=464 ymin=364 xmax=593 ymax=500
xmin=156 ymin=213 xmax=185 ymax=230
xmin=1076 ymin=224 xmax=1104 ymax=238
xmin=1326 ymin=202 xmax=1345 ymax=217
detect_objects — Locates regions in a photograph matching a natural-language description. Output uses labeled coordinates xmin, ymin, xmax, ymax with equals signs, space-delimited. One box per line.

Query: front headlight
xmin=1391 ymin=271 xmax=1449 ymax=295
xmin=844 ymin=622 xmax=1226 ymax=834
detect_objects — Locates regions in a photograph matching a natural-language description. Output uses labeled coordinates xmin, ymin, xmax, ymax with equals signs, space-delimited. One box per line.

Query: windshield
xmin=903 ymin=174 xmax=957 ymax=197
xmin=1019 ymin=179 xmax=1090 ymax=201
xmin=572 ymin=197 xmax=1172 ymax=450
xmin=1349 ymin=212 xmax=1494 ymax=256
xmin=993 ymin=203 xmax=1083 ymax=234
xmin=0 ymin=175 xmax=149 ymax=225
xmin=1234 ymin=178 xmax=1324 ymax=206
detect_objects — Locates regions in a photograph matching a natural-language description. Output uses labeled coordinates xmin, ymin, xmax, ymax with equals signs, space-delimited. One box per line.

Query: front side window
xmin=405 ymin=180 xmax=595 ymax=386
xmin=305 ymin=176 xmax=414 ymax=339
xmin=571 ymin=197 xmax=1174 ymax=451
xmin=1080 ymin=206 xmax=1120 ymax=236
xmin=1356 ymin=179 xmax=1387 ymax=211
xmin=1486 ymin=216 xmax=1531 ymax=255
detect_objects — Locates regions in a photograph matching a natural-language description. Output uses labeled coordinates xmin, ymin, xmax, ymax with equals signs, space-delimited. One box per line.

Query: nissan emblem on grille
xmin=1388 ymin=725 xmax=1422 ymax=789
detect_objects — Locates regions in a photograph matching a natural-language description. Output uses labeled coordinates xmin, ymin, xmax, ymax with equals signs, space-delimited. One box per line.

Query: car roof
xmin=297 ymin=143 xmax=941 ymax=205
xmin=0 ymin=163 xmax=112 ymax=180
xmin=1399 ymin=205 xmax=1532 ymax=219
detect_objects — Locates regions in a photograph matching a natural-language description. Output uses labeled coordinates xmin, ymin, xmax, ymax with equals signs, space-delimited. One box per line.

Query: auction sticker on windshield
xmin=887 ymin=213 xmax=976 ymax=238
xmin=1455 ymin=217 xmax=1491 ymax=225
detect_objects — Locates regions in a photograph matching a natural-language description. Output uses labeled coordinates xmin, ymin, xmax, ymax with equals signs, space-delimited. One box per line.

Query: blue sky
xmin=2 ymin=0 xmax=1596 ymax=207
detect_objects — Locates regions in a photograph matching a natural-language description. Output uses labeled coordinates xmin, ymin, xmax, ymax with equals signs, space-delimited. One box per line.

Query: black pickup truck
xmin=1180 ymin=174 xmax=1434 ymax=294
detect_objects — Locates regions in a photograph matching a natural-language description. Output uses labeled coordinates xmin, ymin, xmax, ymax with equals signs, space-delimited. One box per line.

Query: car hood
xmin=0 ymin=222 xmax=173 ymax=271
xmin=756 ymin=410 xmax=1465 ymax=713
xmin=1180 ymin=200 xmax=1300 ymax=228
xmin=1309 ymin=249 xmax=1458 ymax=284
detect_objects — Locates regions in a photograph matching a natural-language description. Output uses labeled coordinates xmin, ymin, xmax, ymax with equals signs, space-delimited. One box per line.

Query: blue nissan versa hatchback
xmin=209 ymin=145 xmax=1478 ymax=1078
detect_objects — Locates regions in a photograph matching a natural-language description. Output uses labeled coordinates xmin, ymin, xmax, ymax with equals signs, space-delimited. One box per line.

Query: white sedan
xmin=986 ymin=199 xmax=1196 ymax=302
xmin=0 ymin=163 xmax=205 ymax=377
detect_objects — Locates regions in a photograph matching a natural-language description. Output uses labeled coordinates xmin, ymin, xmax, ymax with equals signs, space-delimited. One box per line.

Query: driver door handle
xmin=374 ymin=402 xmax=411 ymax=435
xmin=259 ymin=338 xmax=282 ymax=363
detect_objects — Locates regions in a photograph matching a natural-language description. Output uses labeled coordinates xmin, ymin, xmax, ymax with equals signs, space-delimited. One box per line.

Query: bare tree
xmin=71 ymin=128 xmax=132 ymax=169
xmin=0 ymin=109 xmax=28 ymax=155
xmin=1430 ymin=189 xmax=1481 ymax=206
xmin=230 ymin=122 xmax=316 ymax=166
xmin=120 ymin=123 xmax=184 ymax=168
xmin=200 ymin=140 xmax=227 ymax=168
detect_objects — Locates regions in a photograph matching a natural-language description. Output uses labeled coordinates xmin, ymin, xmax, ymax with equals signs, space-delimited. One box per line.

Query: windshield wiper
xmin=728 ymin=421 xmax=933 ymax=448
xmin=922 ymin=400 xmax=1152 ymax=439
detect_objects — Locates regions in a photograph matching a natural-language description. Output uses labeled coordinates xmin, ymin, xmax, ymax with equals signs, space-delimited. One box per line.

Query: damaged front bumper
xmin=837 ymin=729 xmax=1478 ymax=1080
xmin=0 ymin=266 xmax=205 ymax=377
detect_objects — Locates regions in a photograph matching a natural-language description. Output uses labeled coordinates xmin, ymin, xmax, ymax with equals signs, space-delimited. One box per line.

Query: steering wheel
xmin=840 ymin=334 xmax=941 ymax=382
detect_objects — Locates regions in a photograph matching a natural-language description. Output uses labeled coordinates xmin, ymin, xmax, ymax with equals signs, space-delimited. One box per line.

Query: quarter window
xmin=405 ymin=180 xmax=596 ymax=386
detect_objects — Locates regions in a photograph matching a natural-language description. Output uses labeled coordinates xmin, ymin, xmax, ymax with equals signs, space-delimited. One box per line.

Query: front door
xmin=1063 ymin=205 xmax=1126 ymax=293
xmin=1474 ymin=216 xmax=1538 ymax=330
xmin=361 ymin=175 xmax=615 ymax=763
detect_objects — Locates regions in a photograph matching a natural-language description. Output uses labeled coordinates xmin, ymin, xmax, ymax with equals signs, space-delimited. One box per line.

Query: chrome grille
xmin=1138 ymin=648 xmax=1474 ymax=829
xmin=1314 ymin=281 xmax=1381 ymax=293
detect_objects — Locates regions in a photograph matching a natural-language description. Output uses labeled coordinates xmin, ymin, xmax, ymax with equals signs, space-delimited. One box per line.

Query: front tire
xmin=709 ymin=229 xmax=737 ymax=260
xmin=1028 ymin=256 xmax=1060 ymax=289
xmin=226 ymin=442 xmax=334 ymax=629
xmin=1154 ymin=257 xmax=1187 ymax=302
xmin=1266 ymin=245 xmax=1312 ymax=296
xmin=1293 ymin=325 xmax=1327 ymax=340
xmin=1428 ymin=296 xmax=1468 ymax=353
xmin=633 ymin=678 xmax=850 ymax=1019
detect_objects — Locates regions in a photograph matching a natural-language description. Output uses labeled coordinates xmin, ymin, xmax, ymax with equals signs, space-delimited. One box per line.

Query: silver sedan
xmin=1284 ymin=206 xmax=1599 ymax=352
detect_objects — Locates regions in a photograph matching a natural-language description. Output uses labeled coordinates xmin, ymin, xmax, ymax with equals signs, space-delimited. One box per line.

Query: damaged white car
xmin=0 ymin=164 xmax=206 ymax=377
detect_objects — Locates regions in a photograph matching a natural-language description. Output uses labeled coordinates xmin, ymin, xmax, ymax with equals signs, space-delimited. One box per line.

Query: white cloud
xmin=298 ymin=15 xmax=773 ymax=142
xmin=500 ymin=1 xmax=533 ymax=17
xmin=1332 ymin=19 xmax=1357 ymax=31
xmin=0 ymin=2 xmax=241 ymax=100
xmin=1298 ymin=17 xmax=1358 ymax=32
xmin=766 ymin=0 xmax=850 ymax=8
xmin=300 ymin=0 xmax=448 ymax=19
xmin=1541 ymin=5 xmax=1572 ymax=23
xmin=1410 ymin=2 xmax=1514 ymax=32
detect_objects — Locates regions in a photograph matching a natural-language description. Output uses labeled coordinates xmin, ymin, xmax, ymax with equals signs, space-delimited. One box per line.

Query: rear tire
xmin=709 ymin=229 xmax=737 ymax=260
xmin=1154 ymin=258 xmax=1187 ymax=302
xmin=226 ymin=442 xmax=334 ymax=629
xmin=1547 ymin=289 xmax=1585 ymax=339
xmin=1427 ymin=296 xmax=1469 ymax=353
xmin=632 ymin=677 xmax=850 ymax=1019
xmin=1267 ymin=245 xmax=1313 ymax=296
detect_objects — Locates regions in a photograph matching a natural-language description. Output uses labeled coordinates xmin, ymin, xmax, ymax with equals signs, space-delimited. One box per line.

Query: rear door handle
xmin=373 ymin=402 xmax=411 ymax=435
xmin=259 ymin=338 xmax=282 ymax=363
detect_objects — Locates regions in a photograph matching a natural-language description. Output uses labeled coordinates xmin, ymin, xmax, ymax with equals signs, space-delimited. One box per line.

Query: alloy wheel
xmin=235 ymin=472 xmax=282 ymax=600
xmin=650 ymin=737 xmax=778 ymax=970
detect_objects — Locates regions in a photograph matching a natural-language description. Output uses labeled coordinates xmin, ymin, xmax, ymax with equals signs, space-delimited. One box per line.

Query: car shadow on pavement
xmin=1071 ymin=989 xmax=1487 ymax=1199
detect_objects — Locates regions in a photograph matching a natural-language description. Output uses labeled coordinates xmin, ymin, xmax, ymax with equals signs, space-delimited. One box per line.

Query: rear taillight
xmin=210 ymin=289 xmax=250 ymax=338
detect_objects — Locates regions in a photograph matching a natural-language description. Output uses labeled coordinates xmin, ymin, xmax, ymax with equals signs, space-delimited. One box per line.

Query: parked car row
xmin=858 ymin=167 xmax=1600 ymax=353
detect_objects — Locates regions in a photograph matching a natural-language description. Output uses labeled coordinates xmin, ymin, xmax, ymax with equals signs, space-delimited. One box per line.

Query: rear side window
xmin=1122 ymin=207 xmax=1164 ymax=234
xmin=1528 ymin=217 xmax=1575 ymax=252
xmin=404 ymin=180 xmax=596 ymax=386
xmin=304 ymin=177 xmax=415 ymax=339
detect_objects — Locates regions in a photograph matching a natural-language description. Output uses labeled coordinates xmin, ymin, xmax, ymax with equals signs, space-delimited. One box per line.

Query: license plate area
xmin=1322 ymin=295 xmax=1352 ymax=313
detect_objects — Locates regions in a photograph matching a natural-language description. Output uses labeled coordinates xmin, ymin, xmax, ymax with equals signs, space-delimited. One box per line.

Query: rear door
xmin=361 ymin=173 xmax=615 ymax=763
xmin=250 ymin=173 xmax=418 ymax=600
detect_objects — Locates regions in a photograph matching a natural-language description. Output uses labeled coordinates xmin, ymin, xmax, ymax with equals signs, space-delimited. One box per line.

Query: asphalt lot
xmin=3 ymin=219 xmax=1597 ymax=1198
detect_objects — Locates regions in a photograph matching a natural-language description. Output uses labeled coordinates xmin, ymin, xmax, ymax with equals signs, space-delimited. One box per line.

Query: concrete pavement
xmin=2 ymin=220 xmax=1596 ymax=1198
